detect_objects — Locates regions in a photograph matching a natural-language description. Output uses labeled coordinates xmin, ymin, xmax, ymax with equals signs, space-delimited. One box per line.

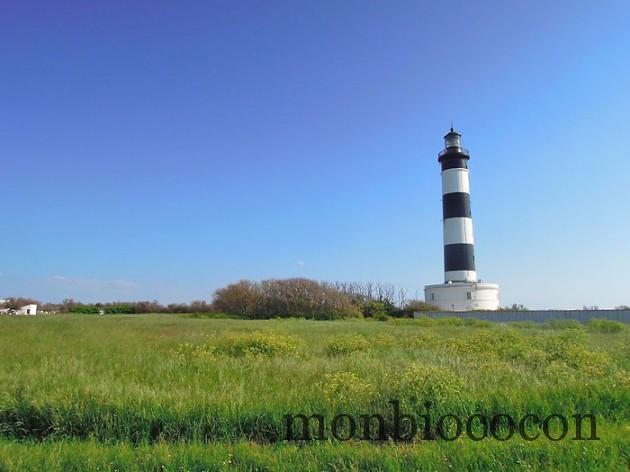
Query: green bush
xmin=326 ymin=334 xmax=370 ymax=355
xmin=171 ymin=343 xmax=216 ymax=363
xmin=401 ymin=300 xmax=441 ymax=317
xmin=70 ymin=304 xmax=135 ymax=314
xmin=318 ymin=372 xmax=374 ymax=405
xmin=394 ymin=363 xmax=464 ymax=404
xmin=586 ymin=318 xmax=625 ymax=333
xmin=543 ymin=331 xmax=611 ymax=374
xmin=180 ymin=312 xmax=241 ymax=319
xmin=69 ymin=305 xmax=100 ymax=314
xmin=372 ymin=334 xmax=396 ymax=347
xmin=541 ymin=319 xmax=583 ymax=330
xmin=219 ymin=332 xmax=302 ymax=357
xmin=360 ymin=300 xmax=388 ymax=318
xmin=213 ymin=278 xmax=362 ymax=320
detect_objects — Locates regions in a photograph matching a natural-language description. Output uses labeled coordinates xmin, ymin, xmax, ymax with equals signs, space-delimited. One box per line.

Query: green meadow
xmin=0 ymin=314 xmax=629 ymax=471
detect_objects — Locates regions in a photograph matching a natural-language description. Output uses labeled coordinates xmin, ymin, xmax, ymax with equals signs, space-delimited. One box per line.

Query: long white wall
xmin=414 ymin=310 xmax=630 ymax=323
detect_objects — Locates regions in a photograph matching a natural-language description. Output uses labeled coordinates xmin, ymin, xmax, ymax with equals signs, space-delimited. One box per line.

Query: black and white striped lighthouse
xmin=424 ymin=128 xmax=500 ymax=311
xmin=439 ymin=128 xmax=476 ymax=283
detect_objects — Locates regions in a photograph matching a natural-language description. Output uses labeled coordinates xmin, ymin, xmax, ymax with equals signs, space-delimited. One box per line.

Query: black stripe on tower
xmin=444 ymin=243 xmax=476 ymax=271
xmin=442 ymin=192 xmax=471 ymax=219
xmin=438 ymin=148 xmax=469 ymax=171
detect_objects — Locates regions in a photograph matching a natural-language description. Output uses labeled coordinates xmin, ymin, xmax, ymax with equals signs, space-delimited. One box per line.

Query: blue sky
xmin=1 ymin=1 xmax=629 ymax=308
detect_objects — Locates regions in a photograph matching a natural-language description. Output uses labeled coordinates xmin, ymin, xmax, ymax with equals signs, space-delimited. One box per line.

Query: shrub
xmin=467 ymin=329 xmax=527 ymax=361
xmin=372 ymin=334 xmax=396 ymax=347
xmin=541 ymin=319 xmax=583 ymax=330
xmin=170 ymin=343 xmax=216 ymax=363
xmin=70 ymin=305 xmax=100 ymax=314
xmin=610 ymin=371 xmax=630 ymax=389
xmin=212 ymin=280 xmax=262 ymax=318
xmin=326 ymin=335 xmax=370 ymax=356
xmin=498 ymin=304 xmax=528 ymax=311
xmin=180 ymin=312 xmax=240 ymax=319
xmin=401 ymin=300 xmax=441 ymax=317
xmin=437 ymin=338 xmax=475 ymax=357
xmin=319 ymin=372 xmax=374 ymax=405
xmin=394 ymin=363 xmax=464 ymax=404
xmin=213 ymin=278 xmax=361 ymax=320
xmin=586 ymin=318 xmax=625 ymax=333
xmin=70 ymin=304 xmax=135 ymax=314
xmin=361 ymin=300 xmax=389 ymax=318
xmin=543 ymin=331 xmax=611 ymax=374
xmin=219 ymin=332 xmax=302 ymax=357
xmin=401 ymin=333 xmax=437 ymax=349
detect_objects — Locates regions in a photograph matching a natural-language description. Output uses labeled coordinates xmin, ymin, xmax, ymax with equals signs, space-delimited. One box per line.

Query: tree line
xmin=2 ymin=279 xmax=440 ymax=319
xmin=21 ymin=279 xmax=626 ymax=318
xmin=1 ymin=297 xmax=214 ymax=314
xmin=212 ymin=278 xmax=438 ymax=319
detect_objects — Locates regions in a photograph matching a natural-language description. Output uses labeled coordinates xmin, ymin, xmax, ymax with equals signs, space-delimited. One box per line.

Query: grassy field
xmin=0 ymin=314 xmax=628 ymax=471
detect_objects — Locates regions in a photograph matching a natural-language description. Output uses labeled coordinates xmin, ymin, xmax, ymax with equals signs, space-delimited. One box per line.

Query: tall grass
xmin=0 ymin=431 xmax=628 ymax=472
xmin=0 ymin=314 xmax=628 ymax=469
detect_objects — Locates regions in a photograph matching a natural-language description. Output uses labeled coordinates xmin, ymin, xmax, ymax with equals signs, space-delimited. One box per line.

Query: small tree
xmin=499 ymin=304 xmax=528 ymax=312
xmin=213 ymin=280 xmax=262 ymax=317
xmin=4 ymin=297 xmax=40 ymax=310
xmin=400 ymin=299 xmax=441 ymax=316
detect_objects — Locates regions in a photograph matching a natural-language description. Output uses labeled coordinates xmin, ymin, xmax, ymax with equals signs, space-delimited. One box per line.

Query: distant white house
xmin=0 ymin=304 xmax=38 ymax=315
xmin=18 ymin=304 xmax=38 ymax=315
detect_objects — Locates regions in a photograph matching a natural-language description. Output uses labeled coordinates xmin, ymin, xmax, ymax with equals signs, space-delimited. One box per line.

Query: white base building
xmin=424 ymin=282 xmax=499 ymax=311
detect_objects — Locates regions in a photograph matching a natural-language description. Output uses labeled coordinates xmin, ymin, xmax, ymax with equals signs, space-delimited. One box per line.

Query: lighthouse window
xmin=466 ymin=292 xmax=472 ymax=300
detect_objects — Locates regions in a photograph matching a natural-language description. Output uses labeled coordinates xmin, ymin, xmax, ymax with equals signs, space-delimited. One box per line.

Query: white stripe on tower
xmin=443 ymin=217 xmax=474 ymax=245
xmin=443 ymin=270 xmax=478 ymax=282
xmin=441 ymin=168 xmax=470 ymax=194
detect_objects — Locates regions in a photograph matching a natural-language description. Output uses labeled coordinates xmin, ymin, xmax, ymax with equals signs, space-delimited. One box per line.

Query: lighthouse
xmin=424 ymin=128 xmax=500 ymax=311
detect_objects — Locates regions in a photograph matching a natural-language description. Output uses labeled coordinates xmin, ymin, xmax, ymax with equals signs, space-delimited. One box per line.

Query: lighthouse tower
xmin=424 ymin=128 xmax=500 ymax=311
